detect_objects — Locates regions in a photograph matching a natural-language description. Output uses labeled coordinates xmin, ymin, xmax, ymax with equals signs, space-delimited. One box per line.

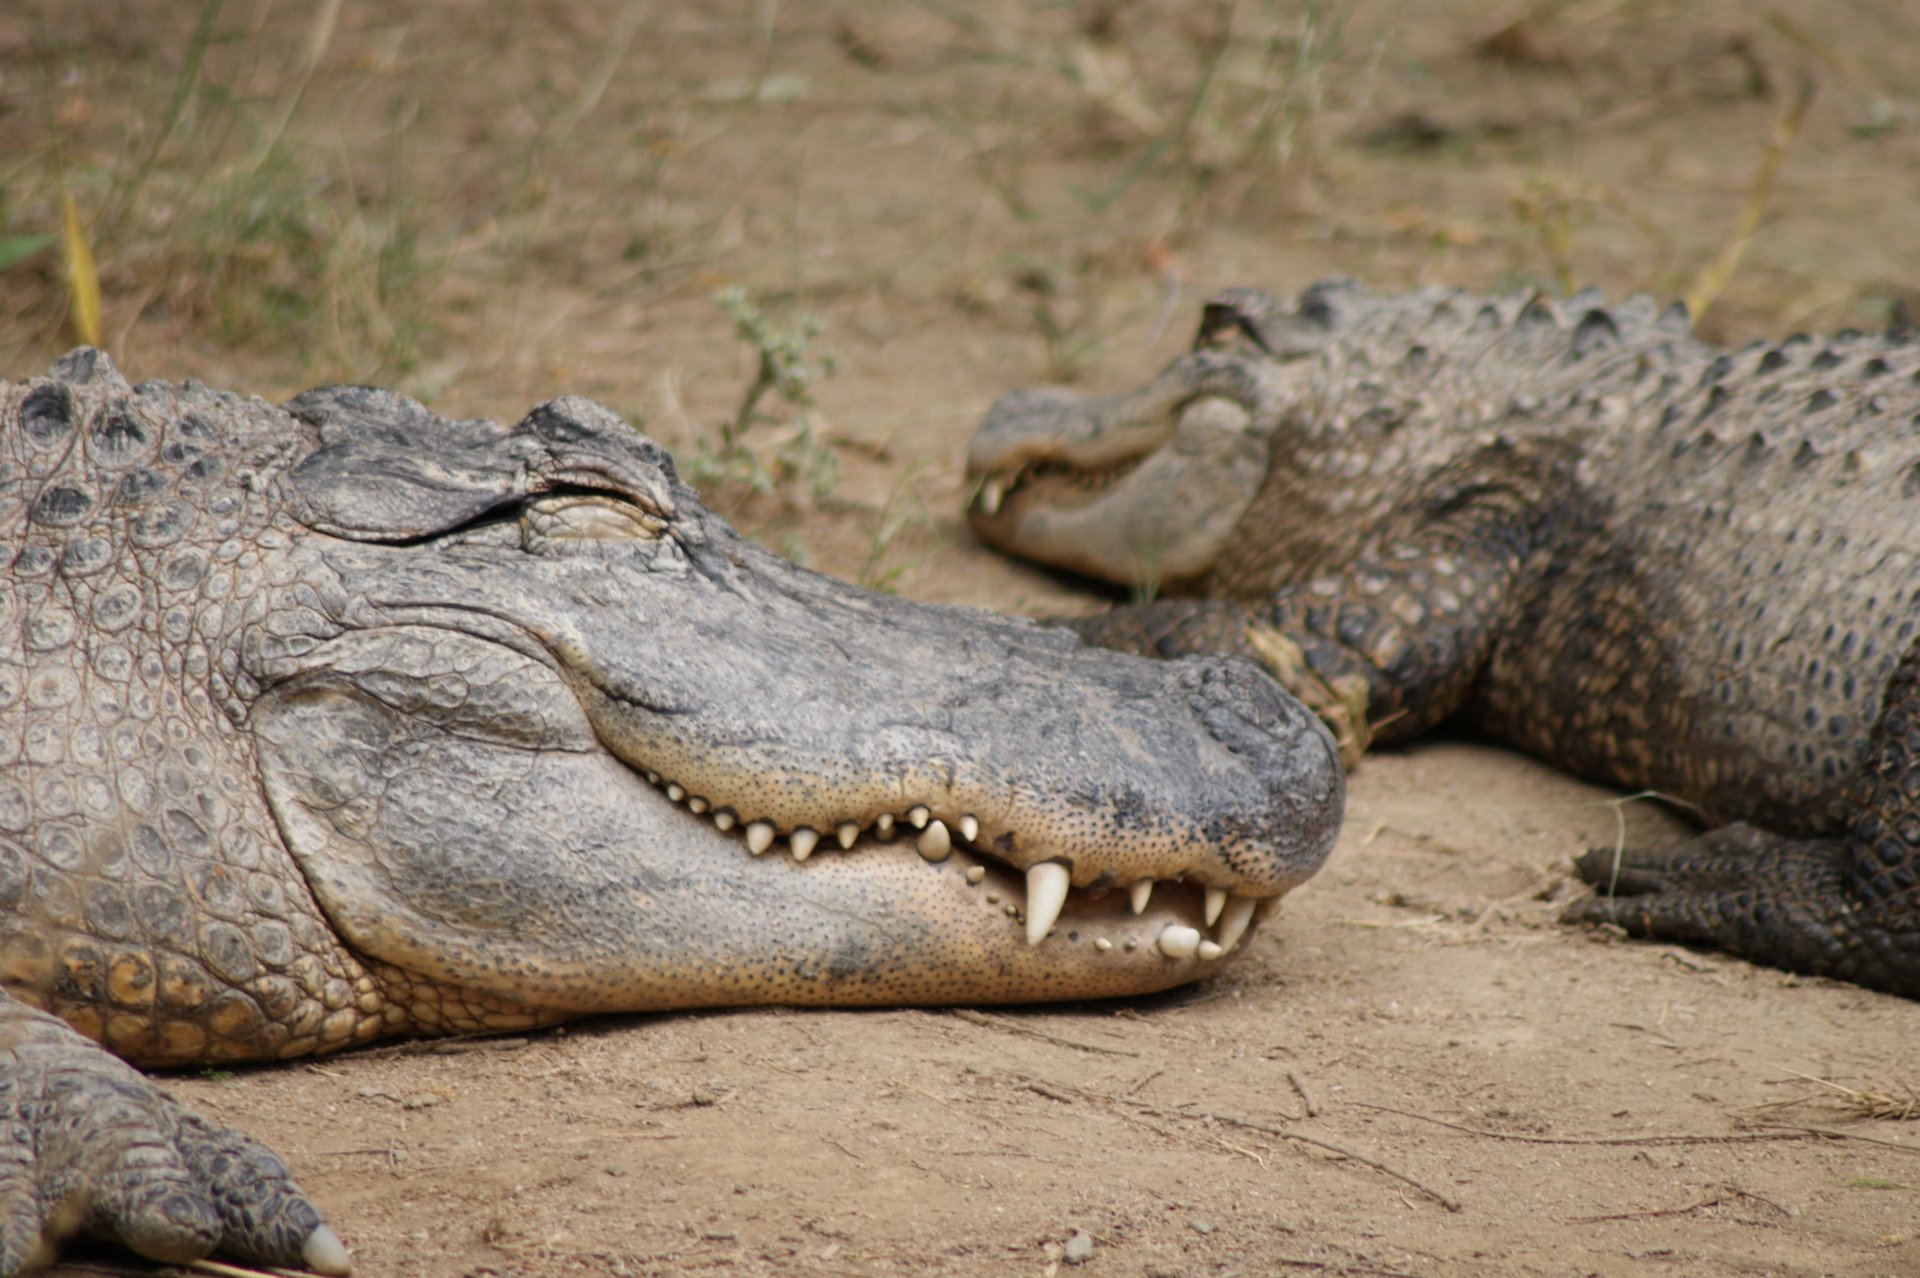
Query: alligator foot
xmin=1569 ymin=824 xmax=1920 ymax=997
xmin=0 ymin=998 xmax=348 ymax=1277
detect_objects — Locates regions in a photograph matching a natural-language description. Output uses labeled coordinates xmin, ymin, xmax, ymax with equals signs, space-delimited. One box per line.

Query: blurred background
xmin=3 ymin=1 xmax=1916 ymax=604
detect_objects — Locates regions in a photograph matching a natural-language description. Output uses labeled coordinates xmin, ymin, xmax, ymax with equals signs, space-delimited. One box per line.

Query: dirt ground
xmin=7 ymin=2 xmax=1920 ymax=1275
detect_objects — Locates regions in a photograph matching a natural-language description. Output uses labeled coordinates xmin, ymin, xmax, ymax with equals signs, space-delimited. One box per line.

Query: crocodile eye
xmin=522 ymin=495 xmax=666 ymax=551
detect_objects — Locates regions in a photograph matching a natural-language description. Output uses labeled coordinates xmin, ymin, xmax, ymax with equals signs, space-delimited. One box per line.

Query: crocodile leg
xmin=1570 ymin=642 xmax=1920 ymax=997
xmin=1059 ymin=438 xmax=1577 ymax=766
xmin=0 ymin=994 xmax=347 ymax=1276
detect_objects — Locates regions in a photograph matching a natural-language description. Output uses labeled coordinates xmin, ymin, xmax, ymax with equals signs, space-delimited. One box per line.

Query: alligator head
xmin=966 ymin=282 xmax=1366 ymax=591
xmin=234 ymin=381 xmax=1343 ymax=1014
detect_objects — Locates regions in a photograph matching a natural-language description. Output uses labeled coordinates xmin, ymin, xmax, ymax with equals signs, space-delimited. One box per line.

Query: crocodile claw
xmin=0 ymin=1000 xmax=347 ymax=1277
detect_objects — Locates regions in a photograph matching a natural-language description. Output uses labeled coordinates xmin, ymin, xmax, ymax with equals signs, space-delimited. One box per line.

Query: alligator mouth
xmin=635 ymin=761 xmax=1275 ymax=960
xmin=972 ymin=453 xmax=1149 ymax=520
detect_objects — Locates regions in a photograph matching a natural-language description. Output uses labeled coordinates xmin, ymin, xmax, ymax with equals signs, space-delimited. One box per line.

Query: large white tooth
xmin=1157 ymin=925 xmax=1201 ymax=959
xmin=907 ymin=805 xmax=930 ymax=829
xmin=1204 ymin=886 xmax=1227 ymax=927
xmin=980 ymin=476 xmax=1005 ymax=516
xmin=1215 ymin=895 xmax=1257 ymax=952
xmin=714 ymin=810 xmax=737 ymax=832
xmin=1025 ymin=861 xmax=1070 ymax=946
xmin=959 ymin=814 xmax=979 ymax=843
xmin=836 ymin=821 xmax=860 ymax=849
xmin=1129 ymin=879 xmax=1153 ymax=915
xmin=789 ymin=827 xmax=819 ymax=861
xmin=666 ymin=783 xmax=686 ymax=803
xmin=1198 ymin=940 xmax=1224 ymax=961
xmin=688 ymin=796 xmax=709 ymax=815
xmin=746 ymin=821 xmax=775 ymax=856
xmin=917 ymin=819 xmax=952 ymax=862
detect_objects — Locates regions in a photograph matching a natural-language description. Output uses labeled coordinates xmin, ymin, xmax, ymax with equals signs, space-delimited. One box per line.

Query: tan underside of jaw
xmin=630 ymin=760 xmax=1277 ymax=961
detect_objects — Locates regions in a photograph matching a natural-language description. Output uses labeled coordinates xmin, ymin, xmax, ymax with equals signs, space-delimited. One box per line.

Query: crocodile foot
xmin=0 ymin=1000 xmax=348 ymax=1277
xmin=1568 ymin=824 xmax=1920 ymax=997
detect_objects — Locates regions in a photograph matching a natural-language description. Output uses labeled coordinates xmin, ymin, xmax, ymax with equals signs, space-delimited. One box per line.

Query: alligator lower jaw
xmin=635 ymin=763 xmax=1276 ymax=961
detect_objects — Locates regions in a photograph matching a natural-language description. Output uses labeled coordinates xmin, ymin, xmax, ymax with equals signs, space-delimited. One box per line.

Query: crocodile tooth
xmin=666 ymin=783 xmax=686 ymax=803
xmin=836 ymin=821 xmax=860 ymax=849
xmin=965 ymin=865 xmax=986 ymax=884
xmin=1254 ymin=897 xmax=1281 ymax=923
xmin=875 ymin=813 xmax=895 ymax=834
xmin=917 ymin=819 xmax=952 ymax=862
xmin=789 ymin=827 xmax=820 ymax=861
xmin=979 ymin=475 xmax=1005 ymax=516
xmin=645 ymin=771 xmax=661 ymax=785
xmin=1215 ymin=895 xmax=1257 ymax=952
xmin=1129 ymin=879 xmax=1153 ymax=914
xmin=907 ymin=805 xmax=930 ymax=829
xmin=1198 ymin=939 xmax=1225 ymax=961
xmin=745 ymin=821 xmax=776 ymax=856
xmin=1203 ymin=886 xmax=1227 ymax=927
xmin=687 ymin=796 xmax=709 ymax=815
xmin=1156 ymin=924 xmax=1201 ymax=959
xmin=713 ymin=810 xmax=737 ymax=832
xmin=958 ymin=814 xmax=979 ymax=843
xmin=1025 ymin=861 xmax=1070 ymax=946
xmin=1093 ymin=937 xmax=1112 ymax=952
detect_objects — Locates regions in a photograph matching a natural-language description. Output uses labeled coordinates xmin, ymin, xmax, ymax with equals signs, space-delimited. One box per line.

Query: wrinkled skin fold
xmin=1 ymin=349 xmax=1342 ymax=1274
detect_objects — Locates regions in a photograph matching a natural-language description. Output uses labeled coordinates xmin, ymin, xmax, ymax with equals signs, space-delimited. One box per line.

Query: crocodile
xmin=968 ymin=278 xmax=1920 ymax=1000
xmin=0 ymin=349 xmax=1344 ymax=1275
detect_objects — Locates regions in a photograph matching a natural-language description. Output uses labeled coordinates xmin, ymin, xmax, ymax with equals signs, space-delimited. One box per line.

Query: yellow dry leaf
xmin=59 ymin=190 xmax=102 ymax=347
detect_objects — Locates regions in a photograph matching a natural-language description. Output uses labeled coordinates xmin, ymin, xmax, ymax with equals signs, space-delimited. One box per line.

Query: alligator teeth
xmin=1255 ymin=897 xmax=1281 ymax=923
xmin=1093 ymin=937 xmax=1112 ymax=952
xmin=645 ymin=771 xmax=661 ymax=785
xmin=917 ymin=819 xmax=952 ymax=863
xmin=713 ymin=810 xmax=737 ymax=832
xmin=1203 ymin=886 xmax=1227 ymax=927
xmin=979 ymin=476 xmax=1005 ymax=516
xmin=1215 ymin=895 xmax=1257 ymax=952
xmin=1129 ymin=879 xmax=1153 ymax=915
xmin=875 ymin=813 xmax=895 ymax=835
xmin=965 ymin=865 xmax=986 ymax=884
xmin=687 ymin=796 xmax=709 ymax=815
xmin=836 ymin=821 xmax=860 ymax=850
xmin=1025 ymin=861 xmax=1071 ymax=946
xmin=959 ymin=814 xmax=979 ymax=843
xmin=746 ymin=821 xmax=776 ymax=856
xmin=666 ymin=783 xmax=686 ymax=803
xmin=907 ymin=805 xmax=930 ymax=830
xmin=789 ymin=827 xmax=819 ymax=862
xmin=1157 ymin=925 xmax=1201 ymax=959
xmin=1198 ymin=939 xmax=1225 ymax=961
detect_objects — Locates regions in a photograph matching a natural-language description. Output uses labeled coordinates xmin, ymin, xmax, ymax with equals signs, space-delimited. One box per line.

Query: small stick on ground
xmin=1354 ymin=1102 xmax=1908 ymax=1152
xmin=1290 ymin=1069 xmax=1321 ymax=1117
xmin=1009 ymin=1073 xmax=1460 ymax=1211
xmin=946 ymin=1008 xmax=1140 ymax=1057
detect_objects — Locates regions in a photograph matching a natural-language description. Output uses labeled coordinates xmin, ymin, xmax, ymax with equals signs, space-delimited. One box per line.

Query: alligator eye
xmin=522 ymin=495 xmax=666 ymax=550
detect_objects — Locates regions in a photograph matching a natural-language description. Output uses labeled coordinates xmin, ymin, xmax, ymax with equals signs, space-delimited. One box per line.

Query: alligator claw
xmin=0 ymin=1000 xmax=346 ymax=1277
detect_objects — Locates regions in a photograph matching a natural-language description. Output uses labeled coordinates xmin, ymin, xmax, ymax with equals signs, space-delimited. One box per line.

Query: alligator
xmin=968 ymin=278 xmax=1920 ymax=1000
xmin=0 ymin=349 xmax=1344 ymax=1275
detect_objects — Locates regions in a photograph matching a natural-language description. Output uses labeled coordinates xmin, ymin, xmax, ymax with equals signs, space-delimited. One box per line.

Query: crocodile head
xmin=236 ymin=383 xmax=1343 ymax=1014
xmin=967 ymin=282 xmax=1360 ymax=591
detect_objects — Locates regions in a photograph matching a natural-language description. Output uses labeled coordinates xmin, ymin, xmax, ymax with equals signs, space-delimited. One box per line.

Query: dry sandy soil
xmin=6 ymin=2 xmax=1920 ymax=1275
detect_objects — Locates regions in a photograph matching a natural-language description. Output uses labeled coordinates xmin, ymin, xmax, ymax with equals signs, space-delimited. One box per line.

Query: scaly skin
xmin=969 ymin=279 xmax=1920 ymax=998
xmin=1 ymin=349 xmax=1344 ymax=1274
